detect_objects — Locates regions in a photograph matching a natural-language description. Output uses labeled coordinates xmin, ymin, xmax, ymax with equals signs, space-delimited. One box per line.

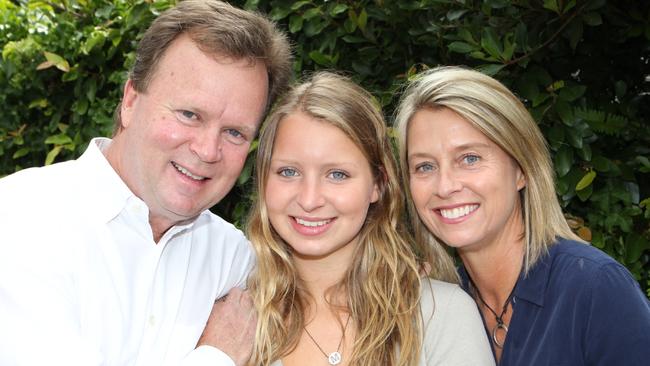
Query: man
xmin=0 ymin=1 xmax=292 ymax=365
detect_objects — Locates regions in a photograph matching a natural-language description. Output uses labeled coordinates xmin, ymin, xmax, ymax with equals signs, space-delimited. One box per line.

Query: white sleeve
xmin=181 ymin=346 xmax=236 ymax=366
xmin=420 ymin=279 xmax=496 ymax=366
xmin=0 ymin=219 xmax=103 ymax=365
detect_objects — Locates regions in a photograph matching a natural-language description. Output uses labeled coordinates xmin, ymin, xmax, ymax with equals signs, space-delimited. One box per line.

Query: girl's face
xmin=406 ymin=107 xmax=526 ymax=255
xmin=265 ymin=112 xmax=379 ymax=264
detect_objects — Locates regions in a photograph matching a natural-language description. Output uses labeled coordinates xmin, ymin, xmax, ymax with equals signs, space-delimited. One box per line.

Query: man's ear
xmin=120 ymin=79 xmax=138 ymax=129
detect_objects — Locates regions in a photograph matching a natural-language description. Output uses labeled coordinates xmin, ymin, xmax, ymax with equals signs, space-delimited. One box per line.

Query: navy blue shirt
xmin=459 ymin=238 xmax=650 ymax=366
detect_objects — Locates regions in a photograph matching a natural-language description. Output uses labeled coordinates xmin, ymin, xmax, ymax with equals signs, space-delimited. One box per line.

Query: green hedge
xmin=1 ymin=0 xmax=649 ymax=296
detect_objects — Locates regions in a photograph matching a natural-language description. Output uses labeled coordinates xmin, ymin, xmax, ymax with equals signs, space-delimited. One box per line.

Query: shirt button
xmin=148 ymin=315 xmax=156 ymax=327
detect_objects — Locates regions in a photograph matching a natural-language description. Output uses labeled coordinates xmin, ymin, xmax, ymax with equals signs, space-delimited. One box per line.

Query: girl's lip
xmin=290 ymin=216 xmax=335 ymax=236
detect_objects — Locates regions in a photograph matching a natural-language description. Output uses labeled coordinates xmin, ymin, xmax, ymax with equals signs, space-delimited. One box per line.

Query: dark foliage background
xmin=1 ymin=0 xmax=649 ymax=296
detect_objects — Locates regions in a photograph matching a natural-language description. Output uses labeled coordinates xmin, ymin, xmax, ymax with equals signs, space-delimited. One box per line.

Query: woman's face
xmin=406 ymin=107 xmax=526 ymax=254
xmin=265 ymin=112 xmax=379 ymax=263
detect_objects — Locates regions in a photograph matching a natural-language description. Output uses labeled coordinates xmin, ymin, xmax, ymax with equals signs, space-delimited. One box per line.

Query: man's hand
xmin=197 ymin=288 xmax=257 ymax=366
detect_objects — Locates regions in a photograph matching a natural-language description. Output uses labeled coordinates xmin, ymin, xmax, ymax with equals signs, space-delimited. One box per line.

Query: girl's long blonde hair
xmin=247 ymin=72 xmax=457 ymax=365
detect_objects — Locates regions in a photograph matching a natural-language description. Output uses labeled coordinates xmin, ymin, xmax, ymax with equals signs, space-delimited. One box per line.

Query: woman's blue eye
xmin=329 ymin=171 xmax=349 ymax=180
xmin=463 ymin=155 xmax=480 ymax=165
xmin=279 ymin=168 xmax=298 ymax=177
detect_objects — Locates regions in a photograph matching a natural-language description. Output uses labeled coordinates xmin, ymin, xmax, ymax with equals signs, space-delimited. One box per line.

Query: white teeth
xmin=440 ymin=204 xmax=478 ymax=219
xmin=295 ymin=217 xmax=331 ymax=227
xmin=172 ymin=162 xmax=206 ymax=181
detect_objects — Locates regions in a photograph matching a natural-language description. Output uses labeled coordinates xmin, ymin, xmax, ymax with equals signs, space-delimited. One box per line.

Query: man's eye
xmin=223 ymin=129 xmax=247 ymax=145
xmin=226 ymin=129 xmax=242 ymax=138
xmin=177 ymin=110 xmax=198 ymax=120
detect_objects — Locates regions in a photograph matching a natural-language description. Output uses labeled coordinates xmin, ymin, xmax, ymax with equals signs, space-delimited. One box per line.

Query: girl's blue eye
xmin=278 ymin=168 xmax=298 ymax=177
xmin=415 ymin=163 xmax=434 ymax=173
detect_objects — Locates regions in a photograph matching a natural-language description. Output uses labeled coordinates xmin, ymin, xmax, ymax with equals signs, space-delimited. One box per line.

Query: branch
xmin=506 ymin=4 xmax=588 ymax=66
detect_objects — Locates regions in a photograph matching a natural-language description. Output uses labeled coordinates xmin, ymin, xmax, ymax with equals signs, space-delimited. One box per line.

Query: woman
xmin=395 ymin=66 xmax=650 ymax=365
xmin=246 ymin=72 xmax=494 ymax=366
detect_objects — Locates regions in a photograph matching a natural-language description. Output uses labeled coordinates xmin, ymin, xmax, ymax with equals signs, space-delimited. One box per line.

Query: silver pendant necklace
xmin=304 ymin=315 xmax=351 ymax=365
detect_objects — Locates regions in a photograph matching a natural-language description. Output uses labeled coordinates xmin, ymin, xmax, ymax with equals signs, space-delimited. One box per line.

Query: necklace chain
xmin=304 ymin=314 xmax=351 ymax=365
xmin=467 ymin=270 xmax=520 ymax=349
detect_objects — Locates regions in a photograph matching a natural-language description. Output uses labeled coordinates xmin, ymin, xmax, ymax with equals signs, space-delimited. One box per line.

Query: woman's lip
xmin=435 ymin=204 xmax=479 ymax=222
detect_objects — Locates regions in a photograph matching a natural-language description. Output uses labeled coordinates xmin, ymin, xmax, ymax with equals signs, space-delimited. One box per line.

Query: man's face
xmin=110 ymin=34 xmax=269 ymax=234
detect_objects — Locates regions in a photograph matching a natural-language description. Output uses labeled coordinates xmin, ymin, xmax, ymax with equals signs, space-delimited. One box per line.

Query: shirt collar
xmin=514 ymin=248 xmax=553 ymax=307
xmin=77 ymin=138 xmax=207 ymax=232
xmin=77 ymin=137 xmax=139 ymax=223
xmin=458 ymin=248 xmax=553 ymax=308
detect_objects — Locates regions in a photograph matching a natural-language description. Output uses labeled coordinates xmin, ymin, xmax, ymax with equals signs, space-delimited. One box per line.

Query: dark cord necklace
xmin=467 ymin=271 xmax=520 ymax=349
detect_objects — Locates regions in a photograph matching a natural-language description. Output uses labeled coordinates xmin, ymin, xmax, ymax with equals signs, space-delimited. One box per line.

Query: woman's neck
xmin=459 ymin=239 xmax=524 ymax=308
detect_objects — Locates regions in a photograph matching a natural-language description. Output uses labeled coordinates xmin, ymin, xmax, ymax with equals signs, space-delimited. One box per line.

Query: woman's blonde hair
xmin=247 ymin=71 xmax=456 ymax=365
xmin=394 ymin=66 xmax=581 ymax=273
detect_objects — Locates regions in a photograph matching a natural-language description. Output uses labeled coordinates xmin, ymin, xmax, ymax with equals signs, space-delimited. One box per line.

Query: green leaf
xmin=502 ymin=36 xmax=516 ymax=61
xmin=28 ymin=98 xmax=48 ymax=109
xmin=270 ymin=5 xmax=292 ymax=20
xmin=576 ymin=170 xmax=596 ymax=191
xmin=582 ymin=12 xmax=602 ymax=26
xmin=548 ymin=124 xmax=565 ymax=144
xmin=592 ymin=155 xmax=611 ymax=172
xmin=543 ymin=0 xmax=559 ymax=13
xmin=477 ymin=64 xmax=505 ymax=76
xmin=290 ymin=1 xmax=310 ymax=11
xmin=577 ymin=144 xmax=592 ymax=161
xmin=82 ymin=29 xmax=107 ymax=55
xmin=448 ymin=41 xmax=476 ymax=54
xmin=559 ymin=85 xmax=586 ymax=101
xmin=303 ymin=7 xmax=321 ymax=20
xmin=458 ymin=28 xmax=478 ymax=45
xmin=308 ymin=50 xmax=330 ymax=66
xmin=576 ymin=184 xmax=592 ymax=201
xmin=481 ymin=28 xmax=503 ymax=60
xmin=357 ymin=8 xmax=368 ymax=30
xmin=625 ymin=233 xmax=650 ymax=264
xmin=447 ymin=9 xmax=468 ymax=21
xmin=592 ymin=231 xmax=605 ymax=249
xmin=39 ymin=51 xmax=70 ymax=72
xmin=289 ymin=15 xmax=304 ymax=33
xmin=45 ymin=134 xmax=72 ymax=145
xmin=45 ymin=145 xmax=63 ymax=166
xmin=555 ymin=100 xmax=574 ymax=126
xmin=554 ymin=146 xmax=573 ymax=177
xmin=566 ymin=127 xmax=583 ymax=149
xmin=330 ymin=4 xmax=348 ymax=16
xmin=566 ymin=19 xmax=583 ymax=50
xmin=12 ymin=147 xmax=30 ymax=159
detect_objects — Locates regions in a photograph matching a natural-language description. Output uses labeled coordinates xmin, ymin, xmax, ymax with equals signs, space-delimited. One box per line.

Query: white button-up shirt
xmin=0 ymin=138 xmax=254 ymax=366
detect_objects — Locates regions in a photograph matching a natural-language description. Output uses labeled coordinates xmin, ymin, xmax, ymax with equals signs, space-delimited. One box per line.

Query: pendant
xmin=492 ymin=322 xmax=508 ymax=348
xmin=328 ymin=351 xmax=342 ymax=365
